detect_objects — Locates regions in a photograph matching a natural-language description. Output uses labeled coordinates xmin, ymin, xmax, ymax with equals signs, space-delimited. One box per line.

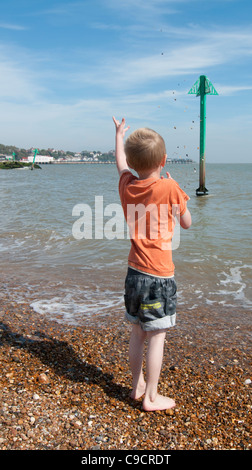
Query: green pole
xmin=198 ymin=75 xmax=207 ymax=196
xmin=188 ymin=75 xmax=218 ymax=196
xmin=31 ymin=149 xmax=38 ymax=170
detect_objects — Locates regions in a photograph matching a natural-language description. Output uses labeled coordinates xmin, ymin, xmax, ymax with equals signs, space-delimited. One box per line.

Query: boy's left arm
xmin=112 ymin=116 xmax=130 ymax=176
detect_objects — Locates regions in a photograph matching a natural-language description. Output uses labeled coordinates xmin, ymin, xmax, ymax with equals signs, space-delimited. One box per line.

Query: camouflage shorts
xmin=124 ymin=267 xmax=177 ymax=331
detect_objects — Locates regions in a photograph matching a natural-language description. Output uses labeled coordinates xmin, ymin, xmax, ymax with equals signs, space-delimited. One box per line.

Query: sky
xmin=0 ymin=0 xmax=252 ymax=163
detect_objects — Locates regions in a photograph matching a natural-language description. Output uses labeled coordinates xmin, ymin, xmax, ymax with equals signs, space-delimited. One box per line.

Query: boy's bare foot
xmin=130 ymin=382 xmax=146 ymax=400
xmin=142 ymin=394 xmax=176 ymax=411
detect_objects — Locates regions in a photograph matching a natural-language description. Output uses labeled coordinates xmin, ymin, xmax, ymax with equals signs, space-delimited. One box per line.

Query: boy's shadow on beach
xmin=0 ymin=322 xmax=133 ymax=407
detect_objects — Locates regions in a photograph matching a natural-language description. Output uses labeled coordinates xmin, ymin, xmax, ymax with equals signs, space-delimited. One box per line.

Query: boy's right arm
xmin=162 ymin=172 xmax=192 ymax=229
xmin=112 ymin=116 xmax=130 ymax=176
xmin=180 ymin=208 xmax=192 ymax=229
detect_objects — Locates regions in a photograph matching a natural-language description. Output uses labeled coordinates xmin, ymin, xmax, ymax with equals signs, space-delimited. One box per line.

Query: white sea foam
xmin=30 ymin=289 xmax=124 ymax=326
xmin=218 ymin=265 xmax=252 ymax=308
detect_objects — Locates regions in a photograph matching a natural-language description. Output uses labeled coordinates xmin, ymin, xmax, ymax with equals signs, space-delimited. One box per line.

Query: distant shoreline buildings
xmin=21 ymin=155 xmax=54 ymax=164
xmin=0 ymin=144 xmax=195 ymax=165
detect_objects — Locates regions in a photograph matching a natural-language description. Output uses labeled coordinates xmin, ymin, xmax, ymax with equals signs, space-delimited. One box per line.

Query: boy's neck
xmin=137 ymin=167 xmax=161 ymax=180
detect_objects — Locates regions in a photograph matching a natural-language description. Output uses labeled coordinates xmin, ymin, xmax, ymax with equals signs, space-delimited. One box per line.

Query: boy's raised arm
xmin=112 ymin=116 xmax=130 ymax=176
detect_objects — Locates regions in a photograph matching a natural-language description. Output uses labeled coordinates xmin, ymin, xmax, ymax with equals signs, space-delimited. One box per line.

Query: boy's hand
xmin=113 ymin=116 xmax=130 ymax=138
xmin=161 ymin=171 xmax=173 ymax=180
xmin=112 ymin=116 xmax=130 ymax=175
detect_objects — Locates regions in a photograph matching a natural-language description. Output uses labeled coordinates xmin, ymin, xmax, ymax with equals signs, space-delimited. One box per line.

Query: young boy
xmin=113 ymin=116 xmax=191 ymax=411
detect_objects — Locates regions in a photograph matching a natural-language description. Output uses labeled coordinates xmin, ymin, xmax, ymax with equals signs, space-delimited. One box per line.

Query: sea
xmin=0 ymin=163 xmax=251 ymax=329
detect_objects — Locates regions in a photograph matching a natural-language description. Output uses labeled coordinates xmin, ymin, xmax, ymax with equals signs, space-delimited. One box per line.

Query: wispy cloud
xmin=0 ymin=1 xmax=251 ymax=160
xmin=0 ymin=22 xmax=27 ymax=31
xmin=1 ymin=20 xmax=252 ymax=103
xmin=0 ymin=44 xmax=48 ymax=103
xmin=105 ymin=0 xmax=179 ymax=16
xmin=70 ymin=26 xmax=252 ymax=91
xmin=217 ymin=85 xmax=252 ymax=95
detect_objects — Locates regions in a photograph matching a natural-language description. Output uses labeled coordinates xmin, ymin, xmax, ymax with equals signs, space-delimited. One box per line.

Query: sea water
xmin=0 ymin=163 xmax=251 ymax=326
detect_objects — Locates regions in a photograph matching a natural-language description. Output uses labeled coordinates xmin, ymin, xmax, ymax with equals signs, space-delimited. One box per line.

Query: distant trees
xmin=0 ymin=144 xmax=28 ymax=160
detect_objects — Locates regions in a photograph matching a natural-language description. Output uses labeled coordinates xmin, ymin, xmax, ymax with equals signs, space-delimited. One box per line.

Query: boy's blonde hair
xmin=125 ymin=128 xmax=166 ymax=172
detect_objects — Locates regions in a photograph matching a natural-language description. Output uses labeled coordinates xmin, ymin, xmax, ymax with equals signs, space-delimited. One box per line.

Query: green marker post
xmin=31 ymin=148 xmax=38 ymax=170
xmin=188 ymin=75 xmax=218 ymax=196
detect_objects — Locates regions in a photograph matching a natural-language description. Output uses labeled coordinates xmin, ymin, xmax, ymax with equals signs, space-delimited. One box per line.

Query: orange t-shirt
xmin=119 ymin=171 xmax=190 ymax=277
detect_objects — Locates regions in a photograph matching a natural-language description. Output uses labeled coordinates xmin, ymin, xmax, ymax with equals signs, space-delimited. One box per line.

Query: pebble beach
xmin=0 ymin=289 xmax=251 ymax=455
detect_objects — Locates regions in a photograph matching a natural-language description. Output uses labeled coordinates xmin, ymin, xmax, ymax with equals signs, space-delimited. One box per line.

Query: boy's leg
xmin=142 ymin=329 xmax=176 ymax=411
xmin=129 ymin=323 xmax=147 ymax=399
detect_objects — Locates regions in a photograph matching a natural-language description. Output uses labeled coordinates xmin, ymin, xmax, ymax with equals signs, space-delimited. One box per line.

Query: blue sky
xmin=0 ymin=0 xmax=252 ymax=163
